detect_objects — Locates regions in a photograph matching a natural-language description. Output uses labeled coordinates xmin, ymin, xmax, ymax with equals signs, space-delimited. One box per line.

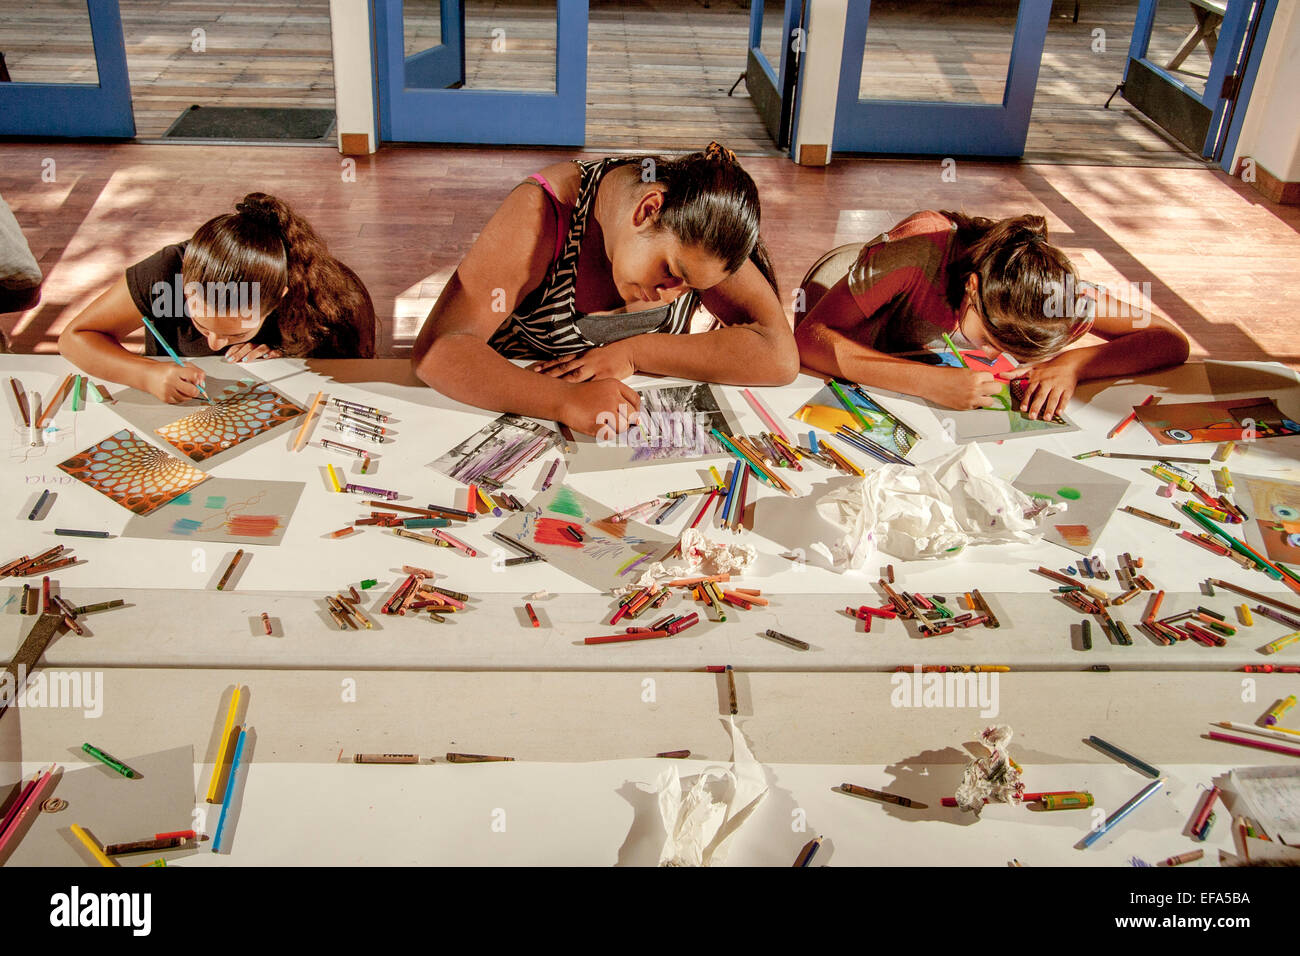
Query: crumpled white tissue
xmin=954 ymin=724 xmax=1024 ymax=812
xmin=630 ymin=528 xmax=756 ymax=592
xmin=653 ymin=717 xmax=768 ymax=867
xmin=814 ymin=442 xmax=1060 ymax=568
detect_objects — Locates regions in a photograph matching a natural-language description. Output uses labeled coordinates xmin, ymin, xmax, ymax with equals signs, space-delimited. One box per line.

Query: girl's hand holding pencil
xmin=147 ymin=360 xmax=208 ymax=404
xmin=1001 ymin=357 xmax=1079 ymax=422
xmin=558 ymin=378 xmax=641 ymax=437
xmin=927 ymin=365 xmax=1001 ymax=411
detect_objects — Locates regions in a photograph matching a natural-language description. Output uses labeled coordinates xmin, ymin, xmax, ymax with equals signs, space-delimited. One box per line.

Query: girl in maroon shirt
xmin=794 ymin=210 xmax=1189 ymax=422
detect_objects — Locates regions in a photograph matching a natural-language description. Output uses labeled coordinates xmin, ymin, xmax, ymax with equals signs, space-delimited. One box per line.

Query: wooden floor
xmin=0 ymin=0 xmax=1209 ymax=165
xmin=2 ymin=143 xmax=1296 ymax=371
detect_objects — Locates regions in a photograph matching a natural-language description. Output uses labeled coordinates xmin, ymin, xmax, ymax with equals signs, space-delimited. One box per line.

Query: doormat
xmin=162 ymin=106 xmax=335 ymax=141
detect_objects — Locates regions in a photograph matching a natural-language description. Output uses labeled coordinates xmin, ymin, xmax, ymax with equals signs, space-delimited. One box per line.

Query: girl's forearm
xmin=628 ymin=326 xmax=799 ymax=386
xmin=413 ymin=332 xmax=571 ymax=420
xmin=796 ymin=324 xmax=941 ymax=398
xmin=59 ymin=329 xmax=161 ymax=393
xmin=1055 ymin=329 xmax=1190 ymax=381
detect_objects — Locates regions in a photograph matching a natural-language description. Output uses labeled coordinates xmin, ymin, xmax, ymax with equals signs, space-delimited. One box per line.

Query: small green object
xmin=82 ymin=742 xmax=136 ymax=778
xmin=402 ymin=517 xmax=450 ymax=529
xmin=361 ymin=579 xmax=377 ymax=589
xmin=1057 ymin=486 xmax=1081 ymax=500
xmin=70 ymin=376 xmax=83 ymax=412
xmin=90 ymin=381 xmax=106 ymax=403
xmin=941 ymin=332 xmax=970 ymax=369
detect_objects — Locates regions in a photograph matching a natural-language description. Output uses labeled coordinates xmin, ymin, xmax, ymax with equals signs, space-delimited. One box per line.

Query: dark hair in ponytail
xmin=621 ymin=142 xmax=778 ymax=294
xmin=183 ymin=192 xmax=375 ymax=357
xmin=942 ymin=211 xmax=1085 ymax=361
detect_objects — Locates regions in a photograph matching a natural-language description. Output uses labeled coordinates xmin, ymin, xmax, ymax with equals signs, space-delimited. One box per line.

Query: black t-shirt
xmin=124 ymin=242 xmax=283 ymax=358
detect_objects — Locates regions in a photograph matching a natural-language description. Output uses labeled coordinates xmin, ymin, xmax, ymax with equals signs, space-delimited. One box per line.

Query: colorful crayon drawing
xmin=1133 ymin=397 xmax=1300 ymax=445
xmin=155 ymin=379 xmax=305 ymax=463
xmin=1012 ymin=450 xmax=1130 ymax=555
xmin=920 ymin=349 xmax=1078 ymax=442
xmin=58 ymin=429 xmax=209 ymax=516
xmin=792 ymin=383 xmax=918 ymax=457
xmin=1235 ymin=473 xmax=1300 ymax=563
xmin=429 ymin=413 xmax=559 ymax=488
xmin=493 ymin=484 xmax=675 ymax=592
xmin=121 ymin=476 xmax=305 ymax=546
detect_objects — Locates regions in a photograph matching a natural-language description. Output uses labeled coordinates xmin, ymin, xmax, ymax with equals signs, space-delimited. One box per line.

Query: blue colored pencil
xmin=1080 ymin=778 xmax=1165 ymax=848
xmin=720 ymin=463 xmax=742 ymax=527
xmin=138 ymin=313 xmax=211 ymax=403
xmin=212 ymin=727 xmax=248 ymax=853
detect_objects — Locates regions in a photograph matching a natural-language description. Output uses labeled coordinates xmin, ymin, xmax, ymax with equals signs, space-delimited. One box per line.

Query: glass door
xmin=373 ymin=0 xmax=588 ymax=146
xmin=745 ymin=0 xmax=805 ymax=151
xmin=0 ymin=0 xmax=133 ymax=137
xmin=831 ymin=0 xmax=1051 ymax=157
xmin=1122 ymin=0 xmax=1271 ymax=160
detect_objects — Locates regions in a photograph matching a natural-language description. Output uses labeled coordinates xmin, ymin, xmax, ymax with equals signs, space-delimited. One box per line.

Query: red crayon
xmin=525 ymin=603 xmax=540 ymax=628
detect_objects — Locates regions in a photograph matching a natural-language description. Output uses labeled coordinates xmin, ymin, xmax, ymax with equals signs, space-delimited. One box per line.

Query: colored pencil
xmin=1207 ymin=730 xmax=1300 ymax=758
xmin=33 ymin=373 xmax=75 ymax=429
xmin=941 ymin=332 xmax=969 ymax=369
xmin=207 ymin=686 xmax=242 ymax=802
xmin=740 ymin=388 xmax=791 ymax=443
xmin=8 ymin=377 xmax=30 ymax=426
xmin=137 ymin=314 xmax=212 ymax=403
xmin=292 ymin=391 xmax=324 ymax=451
xmin=211 ymin=727 xmax=248 ymax=853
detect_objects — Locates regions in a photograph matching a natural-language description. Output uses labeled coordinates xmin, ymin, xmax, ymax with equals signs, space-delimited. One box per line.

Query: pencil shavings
xmin=954 ymin=724 xmax=1024 ymax=813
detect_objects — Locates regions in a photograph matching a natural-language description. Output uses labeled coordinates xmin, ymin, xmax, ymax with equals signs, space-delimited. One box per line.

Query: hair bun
xmin=703 ymin=141 xmax=737 ymax=164
xmin=235 ymin=194 xmax=282 ymax=232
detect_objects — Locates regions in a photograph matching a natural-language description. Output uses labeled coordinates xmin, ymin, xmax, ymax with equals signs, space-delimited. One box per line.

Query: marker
xmin=1088 ymin=736 xmax=1160 ymax=778
xmin=27 ymin=489 xmax=51 ymax=521
xmin=1107 ymin=394 xmax=1156 ymax=439
xmin=1264 ymin=695 xmax=1296 ymax=726
xmin=1080 ymin=778 xmax=1165 ymax=848
xmin=82 ymin=742 xmax=137 ymax=778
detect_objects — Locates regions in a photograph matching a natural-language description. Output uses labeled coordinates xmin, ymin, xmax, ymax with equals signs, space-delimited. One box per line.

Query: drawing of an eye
xmin=1273 ymin=504 xmax=1300 ymax=520
xmin=1164 ymin=428 xmax=1193 ymax=442
xmin=1288 ymin=533 xmax=1300 ymax=548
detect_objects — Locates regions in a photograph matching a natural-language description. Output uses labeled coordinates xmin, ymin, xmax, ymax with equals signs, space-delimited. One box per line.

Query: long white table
xmin=2 ymin=355 xmax=1298 ymax=865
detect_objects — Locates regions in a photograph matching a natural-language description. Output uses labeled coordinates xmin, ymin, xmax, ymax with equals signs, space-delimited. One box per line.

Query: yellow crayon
xmin=1239 ymin=604 xmax=1253 ymax=626
xmin=70 ymin=824 xmax=117 ymax=867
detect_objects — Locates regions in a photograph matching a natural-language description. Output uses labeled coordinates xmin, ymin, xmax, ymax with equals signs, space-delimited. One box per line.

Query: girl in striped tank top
xmin=412 ymin=143 xmax=798 ymax=435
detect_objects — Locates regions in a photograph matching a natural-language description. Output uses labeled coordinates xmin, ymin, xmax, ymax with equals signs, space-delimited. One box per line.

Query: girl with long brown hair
xmin=794 ymin=210 xmax=1189 ymax=422
xmin=60 ymin=192 xmax=375 ymax=403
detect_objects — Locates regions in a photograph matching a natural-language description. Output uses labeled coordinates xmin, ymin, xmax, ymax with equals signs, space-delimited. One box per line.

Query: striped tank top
xmin=488 ymin=157 xmax=700 ymax=361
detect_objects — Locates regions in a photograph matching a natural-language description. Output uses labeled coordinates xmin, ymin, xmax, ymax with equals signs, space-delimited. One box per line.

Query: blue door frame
xmin=745 ymin=0 xmax=804 ymax=154
xmin=0 ymin=0 xmax=134 ymax=138
xmin=373 ymin=0 xmax=588 ymax=146
xmin=832 ymin=0 xmax=1051 ymax=157
xmin=1123 ymin=0 xmax=1273 ymax=164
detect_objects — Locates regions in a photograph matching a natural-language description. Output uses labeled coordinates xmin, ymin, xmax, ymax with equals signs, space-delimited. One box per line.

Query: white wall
xmin=329 ymin=0 xmax=378 ymax=153
xmin=1232 ymin=0 xmax=1300 ymax=182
